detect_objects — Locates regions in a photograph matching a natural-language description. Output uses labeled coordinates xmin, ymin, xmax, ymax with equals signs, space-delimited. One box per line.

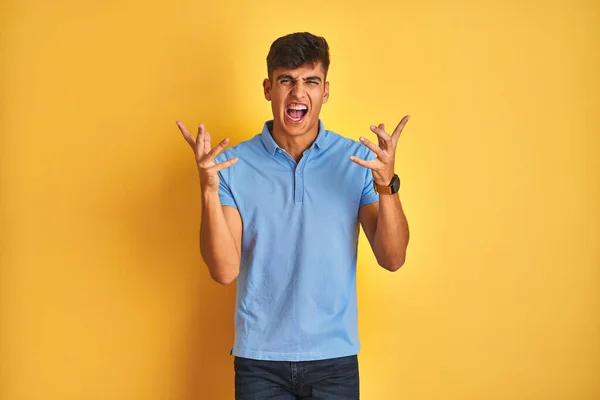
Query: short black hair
xmin=266 ymin=32 xmax=330 ymax=80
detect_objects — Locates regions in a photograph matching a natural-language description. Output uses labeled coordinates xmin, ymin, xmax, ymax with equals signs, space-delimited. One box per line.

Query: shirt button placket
xmin=294 ymin=167 xmax=304 ymax=204
xmin=294 ymin=150 xmax=310 ymax=204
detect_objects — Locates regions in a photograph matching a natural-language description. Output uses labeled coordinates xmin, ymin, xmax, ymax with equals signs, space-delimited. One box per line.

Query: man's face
xmin=263 ymin=62 xmax=329 ymax=138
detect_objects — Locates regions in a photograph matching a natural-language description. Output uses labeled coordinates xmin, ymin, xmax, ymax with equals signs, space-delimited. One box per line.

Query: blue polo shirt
xmin=214 ymin=120 xmax=378 ymax=361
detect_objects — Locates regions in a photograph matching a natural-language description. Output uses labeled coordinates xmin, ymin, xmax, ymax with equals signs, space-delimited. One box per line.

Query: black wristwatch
xmin=374 ymin=174 xmax=400 ymax=195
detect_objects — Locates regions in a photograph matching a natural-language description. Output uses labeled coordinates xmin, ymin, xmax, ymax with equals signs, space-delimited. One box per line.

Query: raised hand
xmin=176 ymin=121 xmax=238 ymax=193
xmin=350 ymin=115 xmax=410 ymax=186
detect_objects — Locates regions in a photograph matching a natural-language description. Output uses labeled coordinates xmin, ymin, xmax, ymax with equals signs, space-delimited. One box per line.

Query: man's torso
xmin=215 ymin=120 xmax=378 ymax=361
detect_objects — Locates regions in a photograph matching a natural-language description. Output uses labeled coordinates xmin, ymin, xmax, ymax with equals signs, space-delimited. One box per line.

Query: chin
xmin=282 ymin=116 xmax=318 ymax=136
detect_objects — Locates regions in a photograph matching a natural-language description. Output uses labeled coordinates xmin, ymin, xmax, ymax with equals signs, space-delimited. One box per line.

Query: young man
xmin=176 ymin=32 xmax=410 ymax=399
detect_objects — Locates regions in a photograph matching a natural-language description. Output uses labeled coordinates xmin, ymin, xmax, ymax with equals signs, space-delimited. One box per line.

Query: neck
xmin=270 ymin=120 xmax=319 ymax=163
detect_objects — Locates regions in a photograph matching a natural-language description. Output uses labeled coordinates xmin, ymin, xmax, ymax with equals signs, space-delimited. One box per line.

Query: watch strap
xmin=373 ymin=174 xmax=400 ymax=195
xmin=373 ymin=184 xmax=393 ymax=195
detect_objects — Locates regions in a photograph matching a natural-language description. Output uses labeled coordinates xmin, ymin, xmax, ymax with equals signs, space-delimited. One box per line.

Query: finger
xmin=391 ymin=115 xmax=410 ymax=145
xmin=359 ymin=137 xmax=388 ymax=163
xmin=377 ymin=123 xmax=386 ymax=148
xmin=206 ymin=138 xmax=230 ymax=161
xmin=370 ymin=124 xmax=392 ymax=149
xmin=196 ymin=124 xmax=207 ymax=156
xmin=349 ymin=156 xmax=378 ymax=169
xmin=204 ymin=130 xmax=213 ymax=155
xmin=210 ymin=157 xmax=239 ymax=172
xmin=176 ymin=121 xmax=196 ymax=148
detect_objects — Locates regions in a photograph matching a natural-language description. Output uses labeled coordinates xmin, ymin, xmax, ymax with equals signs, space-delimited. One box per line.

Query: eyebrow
xmin=304 ymin=76 xmax=322 ymax=82
xmin=276 ymin=74 xmax=322 ymax=83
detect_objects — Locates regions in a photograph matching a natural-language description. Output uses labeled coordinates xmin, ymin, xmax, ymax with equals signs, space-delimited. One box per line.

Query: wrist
xmin=373 ymin=171 xmax=395 ymax=187
xmin=201 ymin=188 xmax=220 ymax=202
xmin=373 ymin=174 xmax=400 ymax=195
xmin=374 ymin=178 xmax=392 ymax=187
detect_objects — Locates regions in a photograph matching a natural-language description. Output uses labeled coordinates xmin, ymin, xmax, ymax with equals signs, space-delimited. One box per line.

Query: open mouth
xmin=285 ymin=103 xmax=308 ymax=124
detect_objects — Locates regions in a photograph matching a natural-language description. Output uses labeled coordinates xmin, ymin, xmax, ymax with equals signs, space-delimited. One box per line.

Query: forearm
xmin=373 ymin=194 xmax=409 ymax=271
xmin=200 ymin=191 xmax=240 ymax=284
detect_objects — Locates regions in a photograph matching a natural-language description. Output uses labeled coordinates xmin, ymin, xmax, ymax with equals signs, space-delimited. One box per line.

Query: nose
xmin=291 ymin=81 xmax=306 ymax=99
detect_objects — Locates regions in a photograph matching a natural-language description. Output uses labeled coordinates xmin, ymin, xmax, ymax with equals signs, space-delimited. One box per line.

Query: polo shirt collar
xmin=261 ymin=120 xmax=331 ymax=156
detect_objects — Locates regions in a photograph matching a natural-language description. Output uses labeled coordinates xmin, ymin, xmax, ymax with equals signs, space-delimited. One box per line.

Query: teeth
xmin=287 ymin=104 xmax=307 ymax=110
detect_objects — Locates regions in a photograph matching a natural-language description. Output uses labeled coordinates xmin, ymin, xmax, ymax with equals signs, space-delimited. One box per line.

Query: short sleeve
xmin=359 ymin=149 xmax=379 ymax=207
xmin=215 ymin=153 xmax=238 ymax=209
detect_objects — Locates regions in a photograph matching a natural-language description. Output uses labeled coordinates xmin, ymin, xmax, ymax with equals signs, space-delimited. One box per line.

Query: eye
xmin=307 ymin=80 xmax=319 ymax=85
xmin=280 ymin=79 xmax=291 ymax=84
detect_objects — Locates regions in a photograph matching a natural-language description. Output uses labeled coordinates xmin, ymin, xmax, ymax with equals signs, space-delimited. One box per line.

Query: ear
xmin=263 ymin=78 xmax=272 ymax=101
xmin=322 ymin=81 xmax=330 ymax=104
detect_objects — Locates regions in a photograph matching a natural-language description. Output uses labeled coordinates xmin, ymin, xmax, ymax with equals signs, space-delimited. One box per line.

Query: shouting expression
xmin=263 ymin=62 xmax=330 ymax=138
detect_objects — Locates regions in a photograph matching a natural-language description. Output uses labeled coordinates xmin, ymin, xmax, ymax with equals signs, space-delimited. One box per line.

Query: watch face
xmin=391 ymin=175 xmax=400 ymax=193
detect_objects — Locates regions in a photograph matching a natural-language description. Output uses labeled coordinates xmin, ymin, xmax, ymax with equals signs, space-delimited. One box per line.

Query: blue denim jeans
xmin=234 ymin=355 xmax=360 ymax=399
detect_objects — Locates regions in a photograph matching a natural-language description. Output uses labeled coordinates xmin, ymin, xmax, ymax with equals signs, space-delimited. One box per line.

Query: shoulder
xmin=324 ymin=129 xmax=373 ymax=160
xmin=215 ymin=133 xmax=262 ymax=163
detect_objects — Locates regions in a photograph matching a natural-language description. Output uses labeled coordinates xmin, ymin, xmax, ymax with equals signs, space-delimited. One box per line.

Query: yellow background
xmin=1 ymin=0 xmax=599 ymax=399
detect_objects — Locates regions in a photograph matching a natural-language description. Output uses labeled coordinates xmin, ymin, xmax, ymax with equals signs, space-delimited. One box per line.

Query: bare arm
xmin=177 ymin=121 xmax=242 ymax=285
xmin=200 ymin=198 xmax=242 ymax=284
xmin=351 ymin=115 xmax=411 ymax=271
xmin=359 ymin=197 xmax=409 ymax=271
